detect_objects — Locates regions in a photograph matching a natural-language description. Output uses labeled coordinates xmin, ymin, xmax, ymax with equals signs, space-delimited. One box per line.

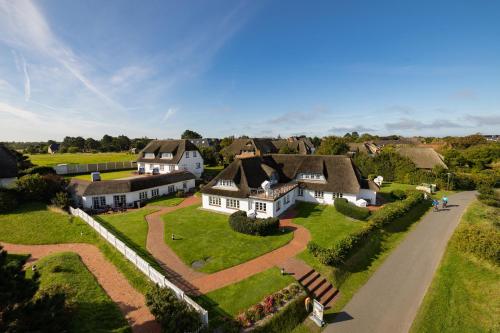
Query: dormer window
xmin=144 ymin=153 xmax=155 ymax=159
xmin=193 ymin=151 xmax=197 ymax=157
xmin=218 ymin=179 xmax=234 ymax=187
xmin=298 ymin=173 xmax=323 ymax=181
xmin=161 ymin=153 xmax=173 ymax=159
xmin=186 ymin=151 xmax=190 ymax=158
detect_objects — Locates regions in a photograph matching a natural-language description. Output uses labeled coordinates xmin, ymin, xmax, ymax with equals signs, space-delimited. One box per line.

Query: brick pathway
xmin=0 ymin=242 xmax=160 ymax=333
xmin=146 ymin=201 xmax=312 ymax=294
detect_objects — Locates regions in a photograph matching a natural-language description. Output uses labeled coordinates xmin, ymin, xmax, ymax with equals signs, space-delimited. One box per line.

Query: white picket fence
xmin=69 ymin=207 xmax=208 ymax=326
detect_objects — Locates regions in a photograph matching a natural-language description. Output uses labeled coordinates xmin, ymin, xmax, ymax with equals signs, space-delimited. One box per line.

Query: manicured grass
xmin=0 ymin=203 xmax=153 ymax=295
xmin=28 ymin=152 xmax=137 ymax=166
xmin=27 ymin=252 xmax=131 ymax=333
xmin=163 ymin=205 xmax=293 ymax=273
xmin=410 ymin=201 xmax=499 ymax=333
xmin=293 ymin=202 xmax=365 ymax=248
xmin=295 ymin=199 xmax=431 ymax=328
xmin=96 ymin=208 xmax=157 ymax=250
xmin=71 ymin=170 xmax=137 ymax=181
xmin=198 ymin=268 xmax=295 ymax=318
xmin=144 ymin=195 xmax=185 ymax=207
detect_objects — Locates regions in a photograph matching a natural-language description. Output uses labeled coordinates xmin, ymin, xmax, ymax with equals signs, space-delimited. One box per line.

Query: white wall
xmin=82 ymin=179 xmax=195 ymax=209
xmin=201 ymin=194 xmax=250 ymax=215
xmin=138 ymin=150 xmax=204 ymax=179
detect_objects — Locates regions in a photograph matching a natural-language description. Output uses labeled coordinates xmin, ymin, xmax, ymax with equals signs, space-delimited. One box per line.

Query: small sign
xmin=309 ymin=299 xmax=325 ymax=327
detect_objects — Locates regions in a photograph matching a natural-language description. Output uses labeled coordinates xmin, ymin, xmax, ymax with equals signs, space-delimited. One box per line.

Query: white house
xmin=69 ymin=171 xmax=196 ymax=210
xmin=0 ymin=144 xmax=18 ymax=188
xmin=201 ymin=154 xmax=378 ymax=218
xmin=137 ymin=139 xmax=204 ymax=179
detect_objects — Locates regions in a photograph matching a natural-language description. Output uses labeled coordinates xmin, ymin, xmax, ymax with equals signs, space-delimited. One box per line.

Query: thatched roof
xmin=201 ymin=154 xmax=378 ymax=198
xmin=0 ymin=144 xmax=18 ymax=178
xmin=137 ymin=139 xmax=200 ymax=164
xmin=396 ymin=147 xmax=447 ymax=170
xmin=222 ymin=137 xmax=314 ymax=156
xmin=70 ymin=171 xmax=195 ymax=196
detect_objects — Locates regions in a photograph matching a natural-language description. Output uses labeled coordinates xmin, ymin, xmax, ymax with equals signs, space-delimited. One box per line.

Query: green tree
xmin=316 ymin=136 xmax=349 ymax=155
xmin=219 ymin=136 xmax=234 ymax=150
xmin=146 ymin=285 xmax=201 ymax=333
xmin=181 ymin=130 xmax=202 ymax=139
xmin=278 ymin=145 xmax=298 ymax=154
xmin=84 ymin=138 xmax=101 ymax=151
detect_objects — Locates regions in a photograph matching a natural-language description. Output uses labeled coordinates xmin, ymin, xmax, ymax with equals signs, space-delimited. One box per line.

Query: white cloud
xmin=110 ymin=66 xmax=152 ymax=85
xmin=21 ymin=54 xmax=30 ymax=101
xmin=162 ymin=107 xmax=177 ymax=122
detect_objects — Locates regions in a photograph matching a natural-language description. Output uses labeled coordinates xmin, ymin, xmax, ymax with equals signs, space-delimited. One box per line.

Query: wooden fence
xmin=69 ymin=207 xmax=209 ymax=326
xmin=54 ymin=161 xmax=137 ymax=175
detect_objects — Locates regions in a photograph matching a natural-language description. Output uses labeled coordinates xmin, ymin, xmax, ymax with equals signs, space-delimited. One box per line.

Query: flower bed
xmin=236 ymin=283 xmax=306 ymax=331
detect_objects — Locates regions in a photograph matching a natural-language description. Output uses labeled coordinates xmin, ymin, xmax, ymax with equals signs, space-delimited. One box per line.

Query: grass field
xmin=27 ymin=252 xmax=131 ymax=333
xmin=28 ymin=152 xmax=137 ymax=166
xmin=379 ymin=182 xmax=456 ymax=201
xmin=410 ymin=201 xmax=500 ymax=333
xmin=198 ymin=267 xmax=295 ymax=319
xmin=0 ymin=203 xmax=153 ymax=295
xmin=293 ymin=199 xmax=431 ymax=331
xmin=70 ymin=170 xmax=137 ymax=181
xmin=163 ymin=205 xmax=293 ymax=273
xmin=144 ymin=195 xmax=185 ymax=207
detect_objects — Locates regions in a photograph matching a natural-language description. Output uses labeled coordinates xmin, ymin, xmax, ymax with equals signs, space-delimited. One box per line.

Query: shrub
xmin=145 ymin=285 xmax=202 ymax=333
xmin=16 ymin=174 xmax=68 ymax=202
xmin=175 ymin=190 xmax=185 ymax=198
xmin=253 ymin=304 xmax=265 ymax=321
xmin=253 ymin=295 xmax=309 ymax=333
xmin=263 ymin=295 xmax=275 ymax=315
xmin=20 ymin=166 xmax=56 ymax=176
xmin=390 ymin=189 xmax=407 ymax=200
xmin=454 ymin=224 xmax=500 ymax=264
xmin=67 ymin=146 xmax=80 ymax=153
xmin=0 ymin=190 xmax=18 ymax=213
xmin=477 ymin=186 xmax=500 ymax=208
xmin=228 ymin=210 xmax=280 ymax=236
xmin=51 ymin=192 xmax=71 ymax=209
xmin=334 ymin=198 xmax=370 ymax=220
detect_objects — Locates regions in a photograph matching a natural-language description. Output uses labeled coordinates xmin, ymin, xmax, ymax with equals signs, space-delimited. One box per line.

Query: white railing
xmin=69 ymin=207 xmax=208 ymax=326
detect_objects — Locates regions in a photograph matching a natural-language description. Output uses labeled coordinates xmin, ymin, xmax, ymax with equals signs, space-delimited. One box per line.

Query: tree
xmin=278 ymin=146 xmax=298 ymax=154
xmin=84 ymin=138 xmax=101 ymax=151
xmin=310 ymin=136 xmax=321 ymax=148
xmin=315 ymin=136 xmax=349 ymax=155
xmin=198 ymin=147 xmax=220 ymax=166
xmin=181 ymin=130 xmax=202 ymax=139
xmin=219 ymin=136 xmax=234 ymax=150
xmin=0 ymin=246 xmax=69 ymax=332
xmin=16 ymin=174 xmax=67 ymax=202
xmin=146 ymin=285 xmax=201 ymax=333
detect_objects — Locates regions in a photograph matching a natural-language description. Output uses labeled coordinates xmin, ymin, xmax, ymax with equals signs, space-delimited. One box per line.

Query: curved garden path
xmin=0 ymin=242 xmax=160 ymax=333
xmin=145 ymin=196 xmax=311 ymax=294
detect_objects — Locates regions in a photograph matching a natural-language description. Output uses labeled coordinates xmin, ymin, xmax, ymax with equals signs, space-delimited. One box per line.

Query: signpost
xmin=309 ymin=299 xmax=325 ymax=327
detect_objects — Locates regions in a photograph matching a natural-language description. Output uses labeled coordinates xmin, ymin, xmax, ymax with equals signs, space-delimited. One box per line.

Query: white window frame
xmin=113 ymin=195 xmax=126 ymax=207
xmin=151 ymin=189 xmax=159 ymax=197
xmin=139 ymin=191 xmax=148 ymax=200
xmin=193 ymin=151 xmax=197 ymax=157
xmin=168 ymin=185 xmax=175 ymax=193
xmin=186 ymin=151 xmax=190 ymax=158
xmin=218 ymin=179 xmax=233 ymax=187
xmin=169 ymin=165 xmax=175 ymax=172
xmin=159 ymin=164 xmax=164 ymax=171
xmin=255 ymin=202 xmax=267 ymax=212
xmin=226 ymin=199 xmax=240 ymax=209
xmin=298 ymin=188 xmax=304 ymax=196
xmin=196 ymin=162 xmax=201 ymax=169
xmin=276 ymin=200 xmax=281 ymax=212
xmin=209 ymin=196 xmax=221 ymax=207
xmin=183 ymin=181 xmax=187 ymax=190
xmin=314 ymin=191 xmax=324 ymax=199
xmin=284 ymin=194 xmax=290 ymax=204
xmin=93 ymin=196 xmax=107 ymax=208
xmin=334 ymin=193 xmax=343 ymax=198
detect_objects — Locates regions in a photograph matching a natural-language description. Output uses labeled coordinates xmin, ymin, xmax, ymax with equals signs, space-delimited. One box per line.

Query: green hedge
xmin=454 ymin=224 xmax=500 ymax=264
xmin=0 ymin=190 xmax=18 ymax=213
xmin=334 ymin=198 xmax=370 ymax=220
xmin=253 ymin=295 xmax=308 ymax=333
xmin=308 ymin=191 xmax=425 ymax=266
xmin=229 ymin=211 xmax=280 ymax=236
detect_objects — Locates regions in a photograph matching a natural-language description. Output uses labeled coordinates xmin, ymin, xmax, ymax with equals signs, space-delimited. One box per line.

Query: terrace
xmin=249 ymin=182 xmax=298 ymax=201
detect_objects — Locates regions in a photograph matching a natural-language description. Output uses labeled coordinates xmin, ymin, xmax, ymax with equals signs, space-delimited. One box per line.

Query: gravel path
xmin=1 ymin=242 xmax=160 ymax=333
xmin=324 ymin=191 xmax=476 ymax=333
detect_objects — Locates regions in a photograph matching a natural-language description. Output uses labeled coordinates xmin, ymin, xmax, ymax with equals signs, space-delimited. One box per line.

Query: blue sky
xmin=0 ymin=0 xmax=499 ymax=141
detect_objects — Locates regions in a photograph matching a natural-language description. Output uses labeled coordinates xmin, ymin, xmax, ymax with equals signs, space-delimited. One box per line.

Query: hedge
xmin=334 ymin=198 xmax=370 ymax=220
xmin=454 ymin=224 xmax=500 ymax=264
xmin=229 ymin=211 xmax=280 ymax=236
xmin=19 ymin=166 xmax=56 ymax=176
xmin=0 ymin=190 xmax=18 ymax=213
xmin=308 ymin=191 xmax=425 ymax=266
xmin=253 ymin=294 xmax=308 ymax=333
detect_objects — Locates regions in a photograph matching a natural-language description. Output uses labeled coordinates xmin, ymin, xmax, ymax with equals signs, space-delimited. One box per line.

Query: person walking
xmin=442 ymin=196 xmax=448 ymax=208
xmin=433 ymin=199 xmax=439 ymax=212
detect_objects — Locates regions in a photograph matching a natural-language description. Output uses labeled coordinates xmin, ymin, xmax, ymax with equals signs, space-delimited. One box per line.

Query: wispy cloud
xmin=385 ymin=118 xmax=465 ymax=130
xmin=270 ymin=106 xmax=329 ymax=124
xmin=21 ymin=54 xmax=30 ymax=101
xmin=464 ymin=114 xmax=500 ymax=126
xmin=110 ymin=66 xmax=152 ymax=86
xmin=330 ymin=125 xmax=375 ymax=134
xmin=162 ymin=107 xmax=177 ymax=122
xmin=450 ymin=89 xmax=477 ymax=100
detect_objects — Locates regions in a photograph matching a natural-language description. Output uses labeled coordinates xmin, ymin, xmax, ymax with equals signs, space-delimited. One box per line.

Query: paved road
xmin=325 ymin=191 xmax=476 ymax=333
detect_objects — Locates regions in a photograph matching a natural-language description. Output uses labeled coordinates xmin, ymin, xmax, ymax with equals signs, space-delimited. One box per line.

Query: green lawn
xmin=293 ymin=199 xmax=431 ymax=331
xmin=0 ymin=203 xmax=153 ymax=295
xmin=293 ymin=202 xmax=365 ymax=248
xmin=379 ymin=182 xmax=456 ymax=200
xmin=163 ymin=205 xmax=294 ymax=273
xmin=71 ymin=170 xmax=137 ymax=181
xmin=27 ymin=252 xmax=131 ymax=333
xmin=144 ymin=195 xmax=185 ymax=207
xmin=410 ymin=201 xmax=500 ymax=333
xmin=198 ymin=268 xmax=295 ymax=319
xmin=28 ymin=152 xmax=137 ymax=166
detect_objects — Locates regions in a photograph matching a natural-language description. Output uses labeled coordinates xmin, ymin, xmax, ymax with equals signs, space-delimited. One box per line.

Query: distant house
xmin=483 ymin=135 xmax=499 ymax=142
xmin=48 ymin=143 xmax=60 ymax=154
xmin=222 ymin=137 xmax=314 ymax=160
xmin=0 ymin=144 xmax=18 ymax=188
xmin=189 ymin=138 xmax=220 ymax=149
xmin=201 ymin=154 xmax=378 ymax=218
xmin=396 ymin=147 xmax=447 ymax=171
xmin=136 ymin=139 xmax=204 ymax=179
xmin=70 ymin=171 xmax=196 ymax=210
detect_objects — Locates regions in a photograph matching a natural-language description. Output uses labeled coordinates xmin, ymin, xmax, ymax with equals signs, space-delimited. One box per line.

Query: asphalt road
xmin=324 ymin=191 xmax=476 ymax=333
